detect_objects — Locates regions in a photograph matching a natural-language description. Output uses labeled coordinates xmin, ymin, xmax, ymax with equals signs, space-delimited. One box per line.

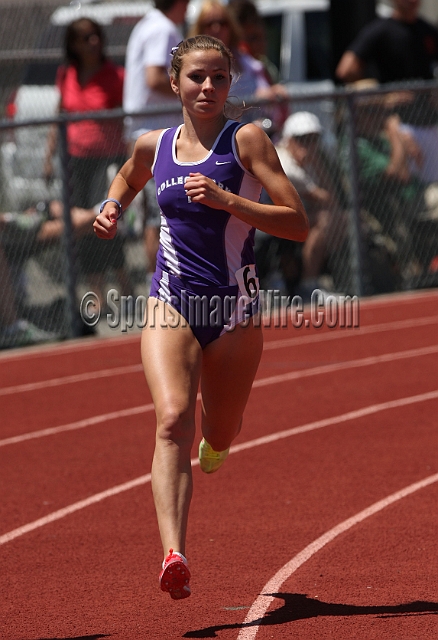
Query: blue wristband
xmin=99 ymin=198 xmax=123 ymax=220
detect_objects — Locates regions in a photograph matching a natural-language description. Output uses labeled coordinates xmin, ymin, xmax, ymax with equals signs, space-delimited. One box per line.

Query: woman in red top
xmin=46 ymin=17 xmax=126 ymax=207
xmin=46 ymin=18 xmax=131 ymax=302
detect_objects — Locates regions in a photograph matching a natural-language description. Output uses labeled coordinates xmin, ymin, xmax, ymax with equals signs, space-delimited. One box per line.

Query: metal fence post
xmin=344 ymin=93 xmax=367 ymax=297
xmin=58 ymin=118 xmax=81 ymax=338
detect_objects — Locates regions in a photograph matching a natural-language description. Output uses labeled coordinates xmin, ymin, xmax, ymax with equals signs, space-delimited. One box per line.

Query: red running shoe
xmin=159 ymin=549 xmax=191 ymax=600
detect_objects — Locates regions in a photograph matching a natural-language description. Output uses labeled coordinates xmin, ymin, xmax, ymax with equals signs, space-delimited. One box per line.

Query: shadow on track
xmin=184 ymin=593 xmax=438 ymax=638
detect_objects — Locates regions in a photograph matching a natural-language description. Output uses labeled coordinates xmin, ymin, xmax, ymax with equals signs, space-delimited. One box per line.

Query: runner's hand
xmin=93 ymin=206 xmax=118 ymax=240
xmin=184 ymin=172 xmax=229 ymax=209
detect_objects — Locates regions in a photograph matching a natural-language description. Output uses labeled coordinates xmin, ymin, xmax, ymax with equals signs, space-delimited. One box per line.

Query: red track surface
xmin=1 ymin=290 xmax=437 ymax=639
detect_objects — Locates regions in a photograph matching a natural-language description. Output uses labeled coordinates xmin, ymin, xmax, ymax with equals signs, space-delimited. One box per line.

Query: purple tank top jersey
xmin=152 ymin=120 xmax=262 ymax=288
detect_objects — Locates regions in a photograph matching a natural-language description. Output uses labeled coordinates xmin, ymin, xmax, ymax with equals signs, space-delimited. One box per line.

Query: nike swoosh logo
xmin=216 ymin=161 xmax=231 ymax=165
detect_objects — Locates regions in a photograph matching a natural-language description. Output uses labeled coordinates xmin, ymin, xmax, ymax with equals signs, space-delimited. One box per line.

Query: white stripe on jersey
xmin=158 ymin=269 xmax=172 ymax=304
xmin=224 ymin=216 xmax=252 ymax=285
xmin=159 ymin=213 xmax=181 ymax=277
xmin=224 ymin=168 xmax=262 ymax=284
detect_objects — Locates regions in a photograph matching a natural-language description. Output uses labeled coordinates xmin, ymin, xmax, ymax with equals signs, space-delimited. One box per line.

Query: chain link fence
xmin=1 ymin=83 xmax=438 ymax=349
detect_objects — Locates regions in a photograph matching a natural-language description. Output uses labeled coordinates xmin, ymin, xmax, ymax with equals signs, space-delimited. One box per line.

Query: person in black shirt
xmin=336 ymin=0 xmax=438 ymax=84
xmin=335 ymin=0 xmax=438 ymax=126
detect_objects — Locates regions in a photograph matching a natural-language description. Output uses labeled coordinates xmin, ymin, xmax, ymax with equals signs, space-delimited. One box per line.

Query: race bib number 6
xmin=235 ymin=264 xmax=259 ymax=300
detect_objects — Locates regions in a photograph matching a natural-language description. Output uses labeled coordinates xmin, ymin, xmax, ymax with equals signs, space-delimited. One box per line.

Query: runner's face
xmin=172 ymin=49 xmax=231 ymax=117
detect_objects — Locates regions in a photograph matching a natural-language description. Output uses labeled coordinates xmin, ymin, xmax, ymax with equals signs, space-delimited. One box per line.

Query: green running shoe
xmin=199 ymin=438 xmax=230 ymax=474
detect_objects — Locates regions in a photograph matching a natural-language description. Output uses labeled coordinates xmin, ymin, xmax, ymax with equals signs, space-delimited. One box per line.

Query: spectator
xmin=189 ymin=0 xmax=287 ymax=130
xmin=123 ymin=0 xmax=189 ymax=290
xmin=335 ymin=0 xmax=438 ymax=281
xmin=229 ymin=0 xmax=289 ymax=133
xmin=275 ymin=111 xmax=346 ymax=298
xmin=229 ymin=0 xmax=280 ymax=84
xmin=44 ymin=17 xmax=132 ymax=306
xmin=45 ymin=18 xmax=126 ymax=208
xmin=335 ymin=0 xmax=438 ymax=126
xmin=1 ymin=201 xmax=104 ymax=245
xmin=0 ymin=242 xmax=57 ymax=349
xmin=343 ymin=85 xmax=426 ymax=280
xmin=0 ymin=200 xmax=131 ymax=322
xmin=399 ymin=115 xmax=438 ymax=184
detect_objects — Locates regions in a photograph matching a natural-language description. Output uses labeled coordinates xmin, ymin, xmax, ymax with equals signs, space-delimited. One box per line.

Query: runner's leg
xmin=141 ymin=297 xmax=202 ymax=557
xmin=200 ymin=318 xmax=263 ymax=452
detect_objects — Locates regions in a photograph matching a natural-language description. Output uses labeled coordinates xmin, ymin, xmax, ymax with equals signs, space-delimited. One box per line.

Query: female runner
xmin=94 ymin=35 xmax=308 ymax=600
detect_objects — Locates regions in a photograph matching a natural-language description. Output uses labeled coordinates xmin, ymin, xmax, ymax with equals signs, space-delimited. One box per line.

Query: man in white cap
xmin=275 ymin=111 xmax=345 ymax=298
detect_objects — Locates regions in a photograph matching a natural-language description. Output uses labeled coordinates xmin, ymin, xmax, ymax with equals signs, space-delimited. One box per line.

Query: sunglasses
xmin=77 ymin=32 xmax=100 ymax=43
xmin=201 ymin=19 xmax=229 ymax=28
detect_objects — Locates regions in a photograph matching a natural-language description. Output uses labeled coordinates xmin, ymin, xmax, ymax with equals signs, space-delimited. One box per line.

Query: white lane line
xmin=1 ymin=316 xmax=437 ymax=397
xmin=262 ymin=315 xmax=438 ymax=350
xmin=2 ymin=346 xmax=437 ymax=449
xmin=0 ymin=333 xmax=140 ymax=362
xmin=0 ymin=364 xmax=143 ymax=397
xmin=252 ymin=344 xmax=438 ymax=389
xmin=237 ymin=472 xmax=438 ymax=640
xmin=1 ymin=389 xmax=437 ymax=547
xmin=0 ymin=474 xmax=152 ymax=546
xmin=356 ymin=289 xmax=438 ymax=307
xmin=230 ymin=389 xmax=438 ymax=454
xmin=0 ymin=404 xmax=155 ymax=448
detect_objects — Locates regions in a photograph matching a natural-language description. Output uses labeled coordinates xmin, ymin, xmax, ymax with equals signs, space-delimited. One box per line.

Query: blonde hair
xmin=189 ymin=0 xmax=242 ymax=51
